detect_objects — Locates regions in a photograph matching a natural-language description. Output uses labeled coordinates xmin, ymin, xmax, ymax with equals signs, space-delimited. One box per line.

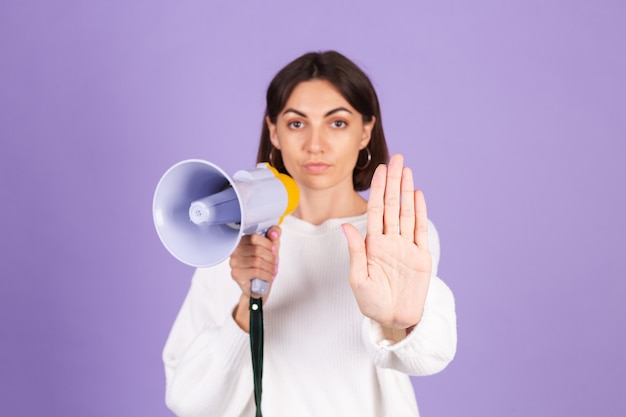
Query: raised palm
xmin=343 ymin=154 xmax=432 ymax=331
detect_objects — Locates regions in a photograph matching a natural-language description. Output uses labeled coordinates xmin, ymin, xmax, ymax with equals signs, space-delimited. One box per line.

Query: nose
xmin=305 ymin=125 xmax=326 ymax=153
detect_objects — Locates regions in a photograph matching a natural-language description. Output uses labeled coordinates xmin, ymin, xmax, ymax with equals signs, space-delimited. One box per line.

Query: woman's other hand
xmin=342 ymin=154 xmax=432 ymax=332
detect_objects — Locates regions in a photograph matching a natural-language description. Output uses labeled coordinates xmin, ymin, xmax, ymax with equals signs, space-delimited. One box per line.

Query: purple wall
xmin=1 ymin=1 xmax=624 ymax=416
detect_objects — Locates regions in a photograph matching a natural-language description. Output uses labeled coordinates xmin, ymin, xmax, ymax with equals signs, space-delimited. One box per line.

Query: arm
xmin=342 ymin=154 xmax=457 ymax=375
xmin=362 ymin=221 xmax=457 ymax=375
xmin=162 ymin=264 xmax=255 ymax=417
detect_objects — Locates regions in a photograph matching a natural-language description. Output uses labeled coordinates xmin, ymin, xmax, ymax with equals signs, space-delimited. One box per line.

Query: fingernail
xmin=269 ymin=231 xmax=278 ymax=239
xmin=271 ymin=245 xmax=276 ymax=253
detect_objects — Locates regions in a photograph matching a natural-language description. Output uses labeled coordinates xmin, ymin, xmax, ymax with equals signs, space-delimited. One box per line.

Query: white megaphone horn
xmin=153 ymin=159 xmax=299 ymax=295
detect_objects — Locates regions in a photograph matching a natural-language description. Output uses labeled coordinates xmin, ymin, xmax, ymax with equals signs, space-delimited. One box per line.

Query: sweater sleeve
xmin=162 ymin=263 xmax=255 ymax=417
xmin=361 ymin=220 xmax=457 ymax=376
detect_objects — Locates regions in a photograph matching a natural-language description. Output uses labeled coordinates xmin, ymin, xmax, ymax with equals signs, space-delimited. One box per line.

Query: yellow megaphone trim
xmin=266 ymin=164 xmax=299 ymax=225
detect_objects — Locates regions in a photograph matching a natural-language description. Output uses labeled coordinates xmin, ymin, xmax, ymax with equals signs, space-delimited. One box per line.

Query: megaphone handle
xmin=251 ymin=279 xmax=270 ymax=296
xmin=249 ymin=227 xmax=273 ymax=296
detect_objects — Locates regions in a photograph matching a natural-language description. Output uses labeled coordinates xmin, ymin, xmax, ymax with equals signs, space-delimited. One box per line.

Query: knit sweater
xmin=163 ymin=213 xmax=457 ymax=417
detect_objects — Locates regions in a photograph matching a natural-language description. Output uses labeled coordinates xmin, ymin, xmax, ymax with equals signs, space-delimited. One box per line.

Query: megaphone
xmin=153 ymin=159 xmax=299 ymax=295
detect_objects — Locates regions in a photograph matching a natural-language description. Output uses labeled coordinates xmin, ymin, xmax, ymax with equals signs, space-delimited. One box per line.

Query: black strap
xmin=249 ymin=297 xmax=264 ymax=417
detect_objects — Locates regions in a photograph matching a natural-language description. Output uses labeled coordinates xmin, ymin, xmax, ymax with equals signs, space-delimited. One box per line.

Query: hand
xmin=229 ymin=226 xmax=281 ymax=332
xmin=342 ymin=154 xmax=432 ymax=331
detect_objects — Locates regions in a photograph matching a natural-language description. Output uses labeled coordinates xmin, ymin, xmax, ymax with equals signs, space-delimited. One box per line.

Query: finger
xmin=342 ymin=224 xmax=368 ymax=289
xmin=235 ymin=237 xmax=276 ymax=265
xmin=265 ymin=225 xmax=282 ymax=243
xmin=230 ymin=232 xmax=279 ymax=279
xmin=399 ymin=166 xmax=415 ymax=241
xmin=266 ymin=225 xmax=281 ymax=278
xmin=367 ymin=163 xmax=387 ymax=236
xmin=230 ymin=256 xmax=276 ymax=299
xmin=243 ymin=233 xmax=272 ymax=249
xmin=414 ymin=189 xmax=429 ymax=250
xmin=383 ymin=154 xmax=404 ymax=235
xmin=265 ymin=225 xmax=281 ymax=257
xmin=229 ymin=250 xmax=275 ymax=280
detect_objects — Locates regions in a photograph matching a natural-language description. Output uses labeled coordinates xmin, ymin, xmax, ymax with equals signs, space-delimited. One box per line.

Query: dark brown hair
xmin=256 ymin=50 xmax=389 ymax=191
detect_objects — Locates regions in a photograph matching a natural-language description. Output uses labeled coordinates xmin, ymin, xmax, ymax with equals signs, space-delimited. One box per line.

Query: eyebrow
xmin=282 ymin=107 xmax=353 ymax=118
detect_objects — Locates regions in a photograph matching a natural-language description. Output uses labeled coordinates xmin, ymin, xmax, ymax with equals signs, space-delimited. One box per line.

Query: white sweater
xmin=163 ymin=213 xmax=457 ymax=417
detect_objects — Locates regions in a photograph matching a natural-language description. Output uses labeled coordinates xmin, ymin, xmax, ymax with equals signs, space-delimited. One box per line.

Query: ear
xmin=266 ymin=116 xmax=281 ymax=149
xmin=360 ymin=116 xmax=376 ymax=149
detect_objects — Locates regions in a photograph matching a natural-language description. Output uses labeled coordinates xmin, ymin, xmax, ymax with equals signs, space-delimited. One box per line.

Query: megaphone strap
xmin=250 ymin=297 xmax=264 ymax=417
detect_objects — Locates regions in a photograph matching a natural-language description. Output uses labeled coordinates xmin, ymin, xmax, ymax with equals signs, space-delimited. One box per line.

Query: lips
xmin=303 ymin=162 xmax=331 ymax=174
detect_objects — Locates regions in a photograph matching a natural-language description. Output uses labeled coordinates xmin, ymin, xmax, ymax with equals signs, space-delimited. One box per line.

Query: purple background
xmin=1 ymin=1 xmax=624 ymax=416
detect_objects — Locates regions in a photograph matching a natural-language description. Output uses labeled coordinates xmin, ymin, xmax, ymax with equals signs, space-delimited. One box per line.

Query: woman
xmin=163 ymin=51 xmax=457 ymax=417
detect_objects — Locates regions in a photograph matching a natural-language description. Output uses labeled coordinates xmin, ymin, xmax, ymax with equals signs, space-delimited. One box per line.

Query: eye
xmin=331 ymin=120 xmax=347 ymax=128
xmin=288 ymin=120 xmax=304 ymax=129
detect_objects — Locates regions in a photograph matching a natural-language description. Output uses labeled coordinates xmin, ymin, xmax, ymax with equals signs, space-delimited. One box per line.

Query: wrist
xmin=232 ymin=295 xmax=250 ymax=333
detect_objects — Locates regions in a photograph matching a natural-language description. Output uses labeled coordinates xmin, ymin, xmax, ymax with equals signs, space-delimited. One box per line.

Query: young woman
xmin=163 ymin=51 xmax=457 ymax=417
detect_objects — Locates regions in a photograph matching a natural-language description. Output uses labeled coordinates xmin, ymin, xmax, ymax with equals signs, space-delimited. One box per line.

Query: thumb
xmin=266 ymin=225 xmax=282 ymax=243
xmin=266 ymin=225 xmax=282 ymax=256
xmin=341 ymin=224 xmax=368 ymax=289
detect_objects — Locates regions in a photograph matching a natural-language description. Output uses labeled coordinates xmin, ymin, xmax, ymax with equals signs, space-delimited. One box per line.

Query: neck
xmin=292 ymin=187 xmax=367 ymax=225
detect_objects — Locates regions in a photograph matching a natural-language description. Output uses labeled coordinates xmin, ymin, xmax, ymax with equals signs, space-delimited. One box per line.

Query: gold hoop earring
xmin=268 ymin=148 xmax=278 ymax=167
xmin=356 ymin=147 xmax=371 ymax=170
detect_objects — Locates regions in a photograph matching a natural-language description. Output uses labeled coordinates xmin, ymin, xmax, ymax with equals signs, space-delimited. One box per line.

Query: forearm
xmin=164 ymin=316 xmax=254 ymax=416
xmin=163 ymin=266 xmax=255 ymax=416
xmin=233 ymin=294 xmax=251 ymax=333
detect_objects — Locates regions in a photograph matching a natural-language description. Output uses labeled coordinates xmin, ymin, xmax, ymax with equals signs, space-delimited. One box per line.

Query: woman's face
xmin=267 ymin=79 xmax=375 ymax=194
